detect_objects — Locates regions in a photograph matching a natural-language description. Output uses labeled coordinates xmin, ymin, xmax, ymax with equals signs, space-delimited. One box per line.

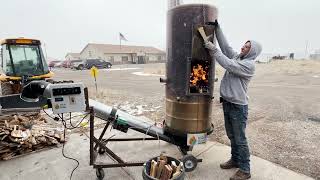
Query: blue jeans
xmin=222 ymin=100 xmax=250 ymax=173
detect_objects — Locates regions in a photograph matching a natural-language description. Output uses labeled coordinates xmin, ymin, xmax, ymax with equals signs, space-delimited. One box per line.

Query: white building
xmin=310 ymin=49 xmax=320 ymax=60
xmin=79 ymin=43 xmax=166 ymax=64
xmin=65 ymin=53 xmax=80 ymax=61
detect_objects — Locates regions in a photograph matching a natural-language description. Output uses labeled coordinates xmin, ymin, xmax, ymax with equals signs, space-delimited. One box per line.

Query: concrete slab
xmin=0 ymin=129 xmax=314 ymax=180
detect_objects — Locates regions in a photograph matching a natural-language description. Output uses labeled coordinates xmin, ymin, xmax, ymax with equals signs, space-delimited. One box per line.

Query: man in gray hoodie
xmin=204 ymin=21 xmax=262 ymax=180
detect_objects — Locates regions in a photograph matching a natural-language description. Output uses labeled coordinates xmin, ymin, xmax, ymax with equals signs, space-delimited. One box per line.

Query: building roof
xmin=80 ymin=43 xmax=165 ymax=55
xmin=65 ymin=53 xmax=80 ymax=58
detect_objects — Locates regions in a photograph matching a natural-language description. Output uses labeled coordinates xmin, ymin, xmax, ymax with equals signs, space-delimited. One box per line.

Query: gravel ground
xmin=54 ymin=60 xmax=320 ymax=179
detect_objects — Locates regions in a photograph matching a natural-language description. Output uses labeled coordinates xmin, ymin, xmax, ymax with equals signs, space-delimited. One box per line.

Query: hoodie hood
xmin=243 ymin=40 xmax=262 ymax=60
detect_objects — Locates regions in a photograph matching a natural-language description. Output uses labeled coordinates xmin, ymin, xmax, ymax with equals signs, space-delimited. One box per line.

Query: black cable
xmin=41 ymin=109 xmax=88 ymax=180
xmin=59 ymin=113 xmax=89 ymax=130
xmin=42 ymin=108 xmax=56 ymax=120
xmin=61 ymin=127 xmax=79 ymax=180
xmin=69 ymin=113 xmax=89 ymax=129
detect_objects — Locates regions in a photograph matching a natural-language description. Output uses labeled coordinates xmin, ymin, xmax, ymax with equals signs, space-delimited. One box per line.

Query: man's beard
xmin=240 ymin=53 xmax=245 ymax=59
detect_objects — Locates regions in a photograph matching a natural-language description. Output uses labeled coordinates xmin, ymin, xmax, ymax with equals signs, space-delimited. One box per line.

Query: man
xmin=204 ymin=21 xmax=262 ymax=180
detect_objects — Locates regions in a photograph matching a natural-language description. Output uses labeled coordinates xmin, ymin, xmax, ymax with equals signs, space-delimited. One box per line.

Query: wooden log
xmin=156 ymin=160 xmax=166 ymax=179
xmin=171 ymin=161 xmax=178 ymax=174
xmin=150 ymin=160 xmax=158 ymax=178
xmin=17 ymin=115 xmax=30 ymax=122
xmin=160 ymin=165 xmax=173 ymax=180
xmin=1 ymin=152 xmax=15 ymax=160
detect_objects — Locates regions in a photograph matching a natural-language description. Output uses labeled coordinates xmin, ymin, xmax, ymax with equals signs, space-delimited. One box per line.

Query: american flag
xmin=119 ymin=33 xmax=128 ymax=41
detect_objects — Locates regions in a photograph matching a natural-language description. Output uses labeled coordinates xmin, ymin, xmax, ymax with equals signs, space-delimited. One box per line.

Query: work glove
xmin=204 ymin=41 xmax=217 ymax=51
xmin=205 ymin=20 xmax=219 ymax=28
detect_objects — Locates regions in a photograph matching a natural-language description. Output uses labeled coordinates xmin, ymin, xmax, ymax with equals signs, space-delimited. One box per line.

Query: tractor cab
xmin=0 ymin=38 xmax=52 ymax=79
xmin=0 ymin=38 xmax=53 ymax=95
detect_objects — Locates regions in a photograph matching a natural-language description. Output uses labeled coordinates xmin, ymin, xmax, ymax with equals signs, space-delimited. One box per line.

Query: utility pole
xmin=305 ymin=40 xmax=309 ymax=59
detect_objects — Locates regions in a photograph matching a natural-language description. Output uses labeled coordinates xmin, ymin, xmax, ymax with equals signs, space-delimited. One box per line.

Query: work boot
xmin=220 ymin=159 xmax=239 ymax=169
xmin=230 ymin=170 xmax=251 ymax=180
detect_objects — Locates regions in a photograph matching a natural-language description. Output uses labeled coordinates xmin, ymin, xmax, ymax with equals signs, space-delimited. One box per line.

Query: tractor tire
xmin=0 ymin=82 xmax=13 ymax=96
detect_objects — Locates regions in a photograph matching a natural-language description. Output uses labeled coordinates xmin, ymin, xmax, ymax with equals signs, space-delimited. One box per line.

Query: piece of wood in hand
xmin=198 ymin=26 xmax=208 ymax=42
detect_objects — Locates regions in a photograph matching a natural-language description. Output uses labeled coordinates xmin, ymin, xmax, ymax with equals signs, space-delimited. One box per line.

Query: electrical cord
xmin=41 ymin=110 xmax=89 ymax=180
xmin=142 ymin=124 xmax=161 ymax=149
xmin=61 ymin=127 xmax=79 ymax=180
xmin=42 ymin=108 xmax=56 ymax=120
xmin=69 ymin=113 xmax=89 ymax=129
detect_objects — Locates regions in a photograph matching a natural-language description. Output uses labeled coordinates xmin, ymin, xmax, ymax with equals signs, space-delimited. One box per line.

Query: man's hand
xmin=204 ymin=41 xmax=217 ymax=51
xmin=205 ymin=20 xmax=219 ymax=28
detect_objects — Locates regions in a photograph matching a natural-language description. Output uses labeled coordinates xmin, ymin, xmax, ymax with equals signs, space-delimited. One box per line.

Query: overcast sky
xmin=1 ymin=0 xmax=319 ymax=59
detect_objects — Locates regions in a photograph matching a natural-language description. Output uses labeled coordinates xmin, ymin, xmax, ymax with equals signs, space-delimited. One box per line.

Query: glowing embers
xmin=189 ymin=60 xmax=210 ymax=94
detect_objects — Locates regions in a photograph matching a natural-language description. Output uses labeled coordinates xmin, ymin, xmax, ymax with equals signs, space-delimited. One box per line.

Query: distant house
xmin=79 ymin=43 xmax=166 ymax=64
xmin=65 ymin=53 xmax=80 ymax=61
xmin=310 ymin=49 xmax=320 ymax=60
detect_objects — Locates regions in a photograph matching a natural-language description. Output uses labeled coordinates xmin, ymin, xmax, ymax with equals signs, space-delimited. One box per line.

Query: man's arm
xmin=204 ymin=39 xmax=255 ymax=78
xmin=215 ymin=26 xmax=238 ymax=59
xmin=208 ymin=48 xmax=255 ymax=78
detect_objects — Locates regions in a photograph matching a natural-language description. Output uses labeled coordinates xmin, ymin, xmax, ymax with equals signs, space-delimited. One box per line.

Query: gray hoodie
xmin=212 ymin=26 xmax=262 ymax=105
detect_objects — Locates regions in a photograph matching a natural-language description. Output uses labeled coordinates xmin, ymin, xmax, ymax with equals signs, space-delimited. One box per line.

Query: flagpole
xmin=119 ymin=33 xmax=122 ymax=50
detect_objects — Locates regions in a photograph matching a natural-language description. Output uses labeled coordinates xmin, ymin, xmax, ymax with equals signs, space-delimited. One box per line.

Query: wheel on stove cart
xmin=96 ymin=168 xmax=105 ymax=180
xmin=181 ymin=154 xmax=198 ymax=172
xmin=97 ymin=147 xmax=106 ymax=155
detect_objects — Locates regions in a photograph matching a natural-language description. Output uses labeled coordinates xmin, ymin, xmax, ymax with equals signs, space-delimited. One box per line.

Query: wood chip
xmin=0 ymin=113 xmax=64 ymax=160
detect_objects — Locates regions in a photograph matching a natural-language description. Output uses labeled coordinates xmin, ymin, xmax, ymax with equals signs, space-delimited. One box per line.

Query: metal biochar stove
xmin=163 ymin=3 xmax=217 ymax=150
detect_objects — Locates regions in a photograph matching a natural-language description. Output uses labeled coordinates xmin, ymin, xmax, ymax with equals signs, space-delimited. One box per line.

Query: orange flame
xmin=190 ymin=64 xmax=208 ymax=86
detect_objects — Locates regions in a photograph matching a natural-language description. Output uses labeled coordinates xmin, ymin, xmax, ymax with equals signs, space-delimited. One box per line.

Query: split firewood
xmin=8 ymin=119 xmax=20 ymax=126
xmin=45 ymin=135 xmax=59 ymax=145
xmin=150 ymin=160 xmax=158 ymax=178
xmin=172 ymin=171 xmax=181 ymax=179
xmin=0 ymin=115 xmax=12 ymax=121
xmin=0 ymin=113 xmax=65 ymax=160
xmin=2 ymin=152 xmax=15 ymax=160
xmin=17 ymin=115 xmax=29 ymax=122
xmin=0 ymin=148 xmax=10 ymax=154
xmin=159 ymin=153 xmax=168 ymax=164
xmin=176 ymin=162 xmax=182 ymax=172
xmin=171 ymin=162 xmax=183 ymax=179
xmin=4 ymin=120 xmax=9 ymax=128
xmin=156 ymin=160 xmax=166 ymax=178
xmin=160 ymin=165 xmax=173 ymax=180
xmin=171 ymin=161 xmax=178 ymax=174
xmin=11 ymin=125 xmax=23 ymax=138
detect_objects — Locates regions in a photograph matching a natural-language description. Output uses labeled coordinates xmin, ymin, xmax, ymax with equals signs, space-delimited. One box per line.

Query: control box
xmin=48 ymin=83 xmax=86 ymax=114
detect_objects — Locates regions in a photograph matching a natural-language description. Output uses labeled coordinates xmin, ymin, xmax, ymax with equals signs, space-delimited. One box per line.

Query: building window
xmin=158 ymin=56 xmax=162 ymax=61
xmin=88 ymin=51 xmax=92 ymax=57
xmin=122 ymin=56 xmax=128 ymax=62
xmin=109 ymin=56 xmax=114 ymax=63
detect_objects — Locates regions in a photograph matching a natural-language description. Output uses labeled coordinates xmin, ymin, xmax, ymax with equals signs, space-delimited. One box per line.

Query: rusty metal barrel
xmin=165 ymin=4 xmax=218 ymax=135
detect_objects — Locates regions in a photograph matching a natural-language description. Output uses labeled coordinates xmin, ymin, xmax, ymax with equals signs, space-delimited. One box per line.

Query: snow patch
xmin=104 ymin=68 xmax=141 ymax=71
xmin=132 ymin=72 xmax=164 ymax=77
xmin=114 ymin=101 xmax=161 ymax=116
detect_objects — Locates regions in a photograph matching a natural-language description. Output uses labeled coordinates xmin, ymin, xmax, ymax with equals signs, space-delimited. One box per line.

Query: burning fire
xmin=190 ymin=64 xmax=208 ymax=86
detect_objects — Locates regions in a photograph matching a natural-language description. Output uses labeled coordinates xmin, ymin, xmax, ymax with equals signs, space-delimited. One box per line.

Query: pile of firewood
xmin=0 ymin=113 xmax=64 ymax=160
xmin=148 ymin=154 xmax=183 ymax=180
